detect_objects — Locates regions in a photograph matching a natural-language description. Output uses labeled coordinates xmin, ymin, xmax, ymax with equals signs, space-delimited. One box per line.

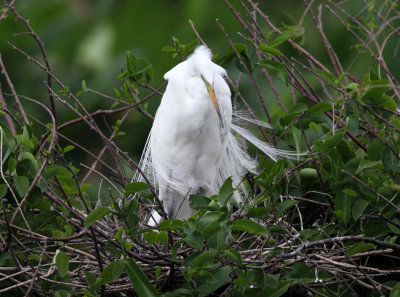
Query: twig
xmin=0 ymin=54 xmax=29 ymax=124
xmin=24 ymin=240 xmax=47 ymax=297
xmin=189 ymin=20 xmax=206 ymax=46
xmin=8 ymin=5 xmax=56 ymax=118
xmin=341 ymin=169 xmax=400 ymax=213
xmin=0 ymin=83 xmax=16 ymax=135
xmin=0 ymin=0 xmax=16 ymax=21
xmin=9 ymin=95 xmax=57 ymax=226
xmin=278 ymin=235 xmax=400 ymax=259
xmin=216 ymin=18 xmax=276 ymax=145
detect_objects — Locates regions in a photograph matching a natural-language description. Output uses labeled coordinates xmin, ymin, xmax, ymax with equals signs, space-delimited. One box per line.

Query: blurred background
xmin=0 ymin=0 xmax=399 ymax=170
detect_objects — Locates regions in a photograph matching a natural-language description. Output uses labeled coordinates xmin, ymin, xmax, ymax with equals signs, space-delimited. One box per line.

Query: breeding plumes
xmin=136 ymin=46 xmax=296 ymax=225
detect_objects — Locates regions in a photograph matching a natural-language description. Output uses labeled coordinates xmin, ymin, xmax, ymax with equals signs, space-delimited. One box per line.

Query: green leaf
xmin=0 ymin=184 xmax=7 ymax=199
xmin=158 ymin=219 xmax=185 ymax=231
xmin=84 ymin=271 xmax=97 ymax=292
xmin=182 ymin=39 xmax=200 ymax=58
xmin=364 ymin=79 xmax=391 ymax=101
xmin=299 ymin=229 xmax=319 ymax=241
xmin=367 ymin=139 xmax=383 ymax=161
xmin=101 ymin=259 xmax=124 ymax=284
xmin=16 ymin=158 xmax=39 ymax=178
xmin=346 ymin=82 xmax=360 ymax=92
xmin=342 ymin=189 xmax=358 ymax=197
xmin=382 ymin=148 xmax=400 ymax=174
xmin=0 ymin=123 xmax=16 ymax=152
xmin=215 ymin=43 xmax=248 ymax=66
xmin=234 ymin=46 xmax=252 ymax=72
xmin=132 ymin=58 xmax=153 ymax=78
xmin=306 ymin=102 xmax=332 ymax=117
xmin=267 ymin=225 xmax=287 ymax=234
xmin=257 ymin=59 xmax=288 ymax=85
xmin=309 ymin=122 xmax=319 ymax=134
xmin=321 ymin=131 xmax=345 ymax=152
xmin=189 ymin=194 xmax=217 ymax=210
xmin=45 ymin=165 xmax=72 ymax=179
xmin=383 ymin=95 xmax=397 ymax=111
xmin=54 ymin=290 xmax=69 ymax=297
xmin=284 ymin=262 xmax=315 ymax=285
xmin=262 ymin=280 xmax=290 ymax=297
xmin=125 ymin=51 xmax=153 ymax=82
xmin=112 ymin=259 xmax=125 ymax=279
xmin=8 ymin=157 xmax=16 ymax=173
xmin=224 ymin=249 xmax=242 ymax=264
xmin=279 ymin=104 xmax=308 ymax=126
xmin=157 ymin=231 xmax=168 ymax=245
xmin=219 ymin=177 xmax=234 ymax=205
xmin=270 ymin=25 xmax=304 ymax=47
xmin=246 ymin=207 xmax=268 ymax=218
xmin=124 ymin=258 xmax=160 ymax=297
xmin=202 ymin=219 xmax=222 ymax=239
xmin=368 ymin=68 xmax=380 ymax=81
xmin=347 ymin=115 xmax=359 ymax=133
xmin=315 ymin=70 xmax=337 ymax=84
xmin=390 ymin=282 xmax=400 ymax=297
xmin=63 ymin=145 xmax=75 ymax=154
xmin=387 ymin=219 xmax=400 ymax=235
xmin=197 ymin=266 xmax=231 ymax=297
xmin=126 ymin=51 xmax=136 ymax=74
xmin=366 ymin=159 xmax=385 ymax=173
xmin=56 ymin=251 xmax=69 ymax=277
xmin=14 ymin=176 xmax=29 ymax=197
xmin=280 ymin=112 xmax=302 ymax=126
xmin=144 ymin=231 xmax=158 ymax=245
xmin=124 ymin=182 xmax=150 ymax=195
xmin=183 ymin=228 xmax=203 ymax=249
xmin=192 ymin=251 xmax=217 ymax=268
xmin=299 ymin=168 xmax=317 ymax=179
xmin=144 ymin=231 xmax=168 ymax=245
xmin=258 ymin=44 xmax=280 ymax=55
xmin=126 ymin=199 xmax=139 ymax=213
xmin=352 ymin=199 xmax=369 ymax=220
xmin=277 ymin=200 xmax=298 ymax=217
xmin=84 ymin=206 xmax=111 ymax=227
xmin=230 ymin=219 xmax=269 ymax=236
xmin=335 ymin=192 xmax=351 ymax=224
xmin=347 ymin=243 xmax=374 ymax=256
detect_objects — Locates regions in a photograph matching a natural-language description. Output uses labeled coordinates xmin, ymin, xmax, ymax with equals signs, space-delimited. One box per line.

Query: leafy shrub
xmin=1 ymin=1 xmax=400 ymax=296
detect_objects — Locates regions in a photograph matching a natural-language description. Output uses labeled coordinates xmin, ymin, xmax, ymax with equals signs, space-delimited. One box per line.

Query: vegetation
xmin=1 ymin=0 xmax=400 ymax=296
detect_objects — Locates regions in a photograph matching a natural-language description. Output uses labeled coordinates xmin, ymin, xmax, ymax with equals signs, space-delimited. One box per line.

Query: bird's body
xmin=150 ymin=46 xmax=236 ymax=220
xmin=137 ymin=46 xmax=286 ymax=224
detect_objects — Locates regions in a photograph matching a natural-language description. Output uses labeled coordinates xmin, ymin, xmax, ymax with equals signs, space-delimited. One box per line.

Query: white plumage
xmin=136 ymin=46 xmax=293 ymax=225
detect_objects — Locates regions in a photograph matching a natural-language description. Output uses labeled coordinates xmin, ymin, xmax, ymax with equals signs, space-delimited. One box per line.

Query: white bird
xmin=136 ymin=46 xmax=293 ymax=225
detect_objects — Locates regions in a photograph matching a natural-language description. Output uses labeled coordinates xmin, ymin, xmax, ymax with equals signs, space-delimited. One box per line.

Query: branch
xmin=0 ymin=54 xmax=29 ymax=124
xmin=278 ymin=235 xmax=400 ymax=259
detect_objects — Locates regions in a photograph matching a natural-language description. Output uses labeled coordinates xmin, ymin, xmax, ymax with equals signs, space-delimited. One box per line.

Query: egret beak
xmin=201 ymin=76 xmax=224 ymax=128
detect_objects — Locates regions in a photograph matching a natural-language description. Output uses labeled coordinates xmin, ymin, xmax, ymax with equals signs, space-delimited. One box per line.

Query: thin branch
xmin=342 ymin=169 xmax=400 ymax=213
xmin=0 ymin=83 xmax=16 ymax=135
xmin=0 ymin=54 xmax=29 ymax=124
xmin=8 ymin=5 xmax=56 ymax=118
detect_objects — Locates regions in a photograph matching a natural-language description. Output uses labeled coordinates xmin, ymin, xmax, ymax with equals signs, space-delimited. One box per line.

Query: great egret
xmin=137 ymin=46 xmax=292 ymax=225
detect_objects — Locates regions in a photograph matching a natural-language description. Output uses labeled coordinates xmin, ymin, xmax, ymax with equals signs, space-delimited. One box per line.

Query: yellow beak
xmin=201 ymin=76 xmax=224 ymax=128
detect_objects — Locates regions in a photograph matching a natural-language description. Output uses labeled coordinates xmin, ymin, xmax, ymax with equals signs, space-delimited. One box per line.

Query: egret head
xmin=187 ymin=46 xmax=226 ymax=127
xmin=187 ymin=46 xmax=217 ymax=83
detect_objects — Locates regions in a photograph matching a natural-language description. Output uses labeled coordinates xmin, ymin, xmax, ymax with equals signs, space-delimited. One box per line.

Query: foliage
xmin=1 ymin=0 xmax=400 ymax=296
